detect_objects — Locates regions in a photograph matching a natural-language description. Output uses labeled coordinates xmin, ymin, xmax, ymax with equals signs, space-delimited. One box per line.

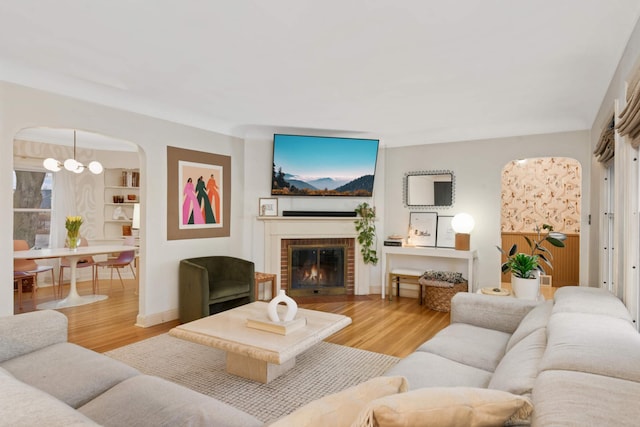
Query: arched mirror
xmin=403 ymin=170 xmax=454 ymax=208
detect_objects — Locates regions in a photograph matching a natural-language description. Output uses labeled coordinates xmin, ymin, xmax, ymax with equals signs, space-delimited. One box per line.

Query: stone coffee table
xmin=169 ymin=301 xmax=352 ymax=383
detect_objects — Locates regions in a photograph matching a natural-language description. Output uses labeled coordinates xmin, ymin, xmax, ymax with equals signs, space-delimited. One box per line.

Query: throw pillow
xmin=268 ymin=376 xmax=408 ymax=427
xmin=352 ymin=387 xmax=533 ymax=427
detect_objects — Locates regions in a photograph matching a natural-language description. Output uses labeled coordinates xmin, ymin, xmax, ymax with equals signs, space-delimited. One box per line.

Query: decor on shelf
xmin=407 ymin=212 xmax=437 ymax=247
xmin=167 ymin=146 xmax=231 ymax=240
xmin=451 ymin=213 xmax=475 ymax=250
xmin=267 ymin=290 xmax=298 ymax=323
xmin=497 ymin=224 xmax=566 ymax=299
xmin=65 ymin=216 xmax=83 ymax=250
xmin=354 ymin=202 xmax=378 ymax=265
xmin=258 ymin=198 xmax=278 ymax=217
xmin=43 ymin=130 xmax=103 ymax=174
xmin=112 ymin=206 xmax=129 ymax=220
xmin=436 ymin=215 xmax=455 ymax=248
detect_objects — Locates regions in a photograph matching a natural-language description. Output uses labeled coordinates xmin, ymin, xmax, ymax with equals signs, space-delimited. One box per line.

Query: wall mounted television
xmin=271 ymin=134 xmax=379 ymax=197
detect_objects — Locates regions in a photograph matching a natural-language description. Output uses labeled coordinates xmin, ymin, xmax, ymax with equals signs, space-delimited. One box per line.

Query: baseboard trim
xmin=135 ymin=308 xmax=179 ymax=328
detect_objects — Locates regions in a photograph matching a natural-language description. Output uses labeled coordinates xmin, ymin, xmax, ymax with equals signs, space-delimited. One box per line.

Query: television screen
xmin=271 ymin=134 xmax=379 ymax=197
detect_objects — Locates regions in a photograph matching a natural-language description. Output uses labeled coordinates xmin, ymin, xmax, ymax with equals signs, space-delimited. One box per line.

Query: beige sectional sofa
xmin=385 ymin=286 xmax=640 ymax=426
xmin=0 ymin=309 xmax=263 ymax=427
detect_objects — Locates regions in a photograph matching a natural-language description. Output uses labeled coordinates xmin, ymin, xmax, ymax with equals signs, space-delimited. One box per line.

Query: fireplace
xmin=281 ymin=237 xmax=355 ymax=296
xmin=260 ymin=217 xmax=368 ymax=295
xmin=289 ymin=244 xmax=347 ymax=296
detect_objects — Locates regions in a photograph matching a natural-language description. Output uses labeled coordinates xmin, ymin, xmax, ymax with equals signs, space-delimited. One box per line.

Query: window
xmin=13 ymin=170 xmax=53 ymax=249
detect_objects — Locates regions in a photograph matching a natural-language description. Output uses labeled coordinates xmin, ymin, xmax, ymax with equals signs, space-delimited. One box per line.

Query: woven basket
xmin=423 ymin=281 xmax=468 ymax=312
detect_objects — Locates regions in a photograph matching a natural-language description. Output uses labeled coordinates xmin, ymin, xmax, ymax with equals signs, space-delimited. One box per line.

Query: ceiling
xmin=2 ymin=1 xmax=640 ymax=148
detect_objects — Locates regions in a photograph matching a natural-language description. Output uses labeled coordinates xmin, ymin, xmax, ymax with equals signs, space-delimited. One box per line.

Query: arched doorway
xmin=500 ymin=157 xmax=581 ymax=287
xmin=12 ymin=127 xmax=141 ymax=313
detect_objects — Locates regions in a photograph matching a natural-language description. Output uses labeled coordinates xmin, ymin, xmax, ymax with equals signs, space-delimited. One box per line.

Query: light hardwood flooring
xmin=15 ymin=279 xmax=452 ymax=357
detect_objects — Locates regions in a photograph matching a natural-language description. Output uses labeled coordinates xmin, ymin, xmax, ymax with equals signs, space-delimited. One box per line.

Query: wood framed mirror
xmin=403 ymin=170 xmax=454 ymax=208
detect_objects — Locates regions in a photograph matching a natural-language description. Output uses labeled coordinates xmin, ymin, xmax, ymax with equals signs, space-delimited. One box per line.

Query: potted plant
xmin=497 ymin=224 xmax=566 ymax=299
xmin=354 ymin=202 xmax=378 ymax=265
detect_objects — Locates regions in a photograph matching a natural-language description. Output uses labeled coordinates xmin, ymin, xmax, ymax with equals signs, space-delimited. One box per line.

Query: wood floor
xmin=15 ymin=280 xmax=451 ymax=358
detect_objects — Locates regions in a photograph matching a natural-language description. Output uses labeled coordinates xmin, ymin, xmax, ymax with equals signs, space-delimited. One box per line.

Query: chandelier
xmin=43 ymin=130 xmax=104 ymax=174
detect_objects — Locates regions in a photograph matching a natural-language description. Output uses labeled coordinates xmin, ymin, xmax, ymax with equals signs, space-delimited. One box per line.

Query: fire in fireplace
xmin=288 ymin=244 xmax=346 ymax=296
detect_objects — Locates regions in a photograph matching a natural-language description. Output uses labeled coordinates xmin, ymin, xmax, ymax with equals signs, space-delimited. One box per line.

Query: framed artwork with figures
xmin=167 ymin=146 xmax=231 ymax=240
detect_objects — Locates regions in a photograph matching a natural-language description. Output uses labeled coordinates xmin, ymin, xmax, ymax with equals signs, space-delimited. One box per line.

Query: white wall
xmin=383 ymin=131 xmax=591 ymax=289
xmin=1 ymin=82 xmax=246 ymax=322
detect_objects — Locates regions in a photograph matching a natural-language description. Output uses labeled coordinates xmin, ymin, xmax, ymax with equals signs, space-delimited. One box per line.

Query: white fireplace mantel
xmin=258 ymin=216 xmax=369 ymax=295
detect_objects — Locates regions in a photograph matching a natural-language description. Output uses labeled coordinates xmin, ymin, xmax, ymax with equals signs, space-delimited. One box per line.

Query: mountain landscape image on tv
xmin=271 ymin=134 xmax=379 ymax=197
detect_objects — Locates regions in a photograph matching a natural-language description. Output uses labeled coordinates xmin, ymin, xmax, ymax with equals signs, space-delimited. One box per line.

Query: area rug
xmin=105 ymin=334 xmax=399 ymax=423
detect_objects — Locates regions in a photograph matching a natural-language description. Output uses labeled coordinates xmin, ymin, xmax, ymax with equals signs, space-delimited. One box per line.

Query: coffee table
xmin=169 ymin=301 xmax=352 ymax=383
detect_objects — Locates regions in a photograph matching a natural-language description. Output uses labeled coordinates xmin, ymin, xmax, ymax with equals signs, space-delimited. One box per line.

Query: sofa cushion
xmin=0 ymin=370 xmax=99 ymax=426
xmin=417 ymin=323 xmax=510 ymax=372
xmin=1 ymin=342 xmax=139 ymax=409
xmin=506 ymin=300 xmax=552 ymax=352
xmin=353 ymin=387 xmax=533 ymax=427
xmin=540 ymin=312 xmax=640 ymax=382
xmin=384 ymin=351 xmax=492 ymax=389
xmin=553 ymin=286 xmax=633 ymax=322
xmin=489 ymin=328 xmax=546 ymax=396
xmin=0 ymin=310 xmax=68 ymax=363
xmin=267 ymin=376 xmax=408 ymax=427
xmin=532 ymin=370 xmax=640 ymax=427
xmin=450 ymin=293 xmax=539 ymax=334
xmin=79 ymin=374 xmax=263 ymax=427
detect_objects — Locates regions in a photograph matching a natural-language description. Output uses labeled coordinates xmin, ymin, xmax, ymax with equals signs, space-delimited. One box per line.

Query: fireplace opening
xmin=288 ymin=244 xmax=346 ymax=296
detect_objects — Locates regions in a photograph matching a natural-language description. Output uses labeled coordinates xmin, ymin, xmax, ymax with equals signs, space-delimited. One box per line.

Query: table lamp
xmin=451 ymin=213 xmax=474 ymax=251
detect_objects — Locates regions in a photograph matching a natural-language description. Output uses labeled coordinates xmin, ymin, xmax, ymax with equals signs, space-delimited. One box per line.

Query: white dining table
xmin=14 ymin=245 xmax=137 ymax=310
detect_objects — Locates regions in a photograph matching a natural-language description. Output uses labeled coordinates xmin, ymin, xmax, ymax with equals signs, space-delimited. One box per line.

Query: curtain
xmin=616 ymin=68 xmax=640 ymax=148
xmin=594 ymin=116 xmax=615 ymax=163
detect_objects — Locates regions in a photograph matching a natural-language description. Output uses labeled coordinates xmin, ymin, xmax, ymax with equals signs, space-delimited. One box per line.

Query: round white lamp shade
xmin=43 ymin=158 xmax=62 ymax=172
xmin=451 ymin=213 xmax=475 ymax=233
xmin=87 ymin=161 xmax=104 ymax=174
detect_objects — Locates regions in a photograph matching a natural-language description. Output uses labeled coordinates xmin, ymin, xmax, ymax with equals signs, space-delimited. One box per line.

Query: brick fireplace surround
xmin=259 ymin=217 xmax=370 ymax=295
xmin=281 ymin=237 xmax=355 ymax=295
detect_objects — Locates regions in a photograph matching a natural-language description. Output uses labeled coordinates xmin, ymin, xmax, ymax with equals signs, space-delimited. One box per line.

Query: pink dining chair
xmin=59 ymin=237 xmax=97 ymax=295
xmin=13 ymin=240 xmax=57 ymax=299
xmin=94 ymin=242 xmax=136 ymax=294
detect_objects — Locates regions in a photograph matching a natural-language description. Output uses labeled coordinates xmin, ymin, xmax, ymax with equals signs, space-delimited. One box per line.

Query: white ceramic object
xmin=511 ymin=274 xmax=540 ymax=300
xmin=268 ymin=290 xmax=298 ymax=322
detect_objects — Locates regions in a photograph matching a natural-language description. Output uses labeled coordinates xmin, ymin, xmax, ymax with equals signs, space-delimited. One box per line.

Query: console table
xmin=380 ymin=246 xmax=478 ymax=299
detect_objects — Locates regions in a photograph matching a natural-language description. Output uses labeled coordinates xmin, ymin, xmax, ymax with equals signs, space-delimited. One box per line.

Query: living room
xmin=1 ymin=2 xmax=638 ymax=324
xmin=5 ymin=2 xmax=640 ymax=425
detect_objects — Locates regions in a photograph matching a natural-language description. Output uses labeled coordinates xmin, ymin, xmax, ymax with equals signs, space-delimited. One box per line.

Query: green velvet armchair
xmin=179 ymin=256 xmax=255 ymax=323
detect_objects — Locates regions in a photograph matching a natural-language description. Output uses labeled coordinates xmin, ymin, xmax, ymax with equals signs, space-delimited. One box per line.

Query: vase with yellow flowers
xmin=65 ymin=216 xmax=83 ymax=250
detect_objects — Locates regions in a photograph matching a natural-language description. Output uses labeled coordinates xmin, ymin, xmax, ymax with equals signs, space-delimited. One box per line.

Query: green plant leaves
xmin=354 ymin=202 xmax=378 ymax=265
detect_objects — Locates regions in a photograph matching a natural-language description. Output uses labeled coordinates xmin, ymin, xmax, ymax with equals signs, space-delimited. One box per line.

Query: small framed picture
xmin=407 ymin=212 xmax=438 ymax=247
xmin=436 ymin=215 xmax=455 ymax=248
xmin=259 ymin=198 xmax=278 ymax=217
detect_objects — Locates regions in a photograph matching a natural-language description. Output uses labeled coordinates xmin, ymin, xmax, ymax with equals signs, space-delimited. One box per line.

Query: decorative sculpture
xmin=267 ymin=290 xmax=298 ymax=323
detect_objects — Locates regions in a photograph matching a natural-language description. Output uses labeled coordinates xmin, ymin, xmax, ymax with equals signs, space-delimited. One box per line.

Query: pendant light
xmin=43 ymin=130 xmax=103 ymax=174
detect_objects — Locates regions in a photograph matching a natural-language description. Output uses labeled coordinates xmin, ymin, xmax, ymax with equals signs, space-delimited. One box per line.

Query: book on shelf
xmin=246 ymin=316 xmax=307 ymax=335
xmin=384 ymin=240 xmax=403 ymax=246
xmin=121 ymin=170 xmax=140 ymax=188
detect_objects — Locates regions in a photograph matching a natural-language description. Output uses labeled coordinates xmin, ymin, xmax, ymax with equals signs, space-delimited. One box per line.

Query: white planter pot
xmin=511 ymin=275 xmax=540 ymax=300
